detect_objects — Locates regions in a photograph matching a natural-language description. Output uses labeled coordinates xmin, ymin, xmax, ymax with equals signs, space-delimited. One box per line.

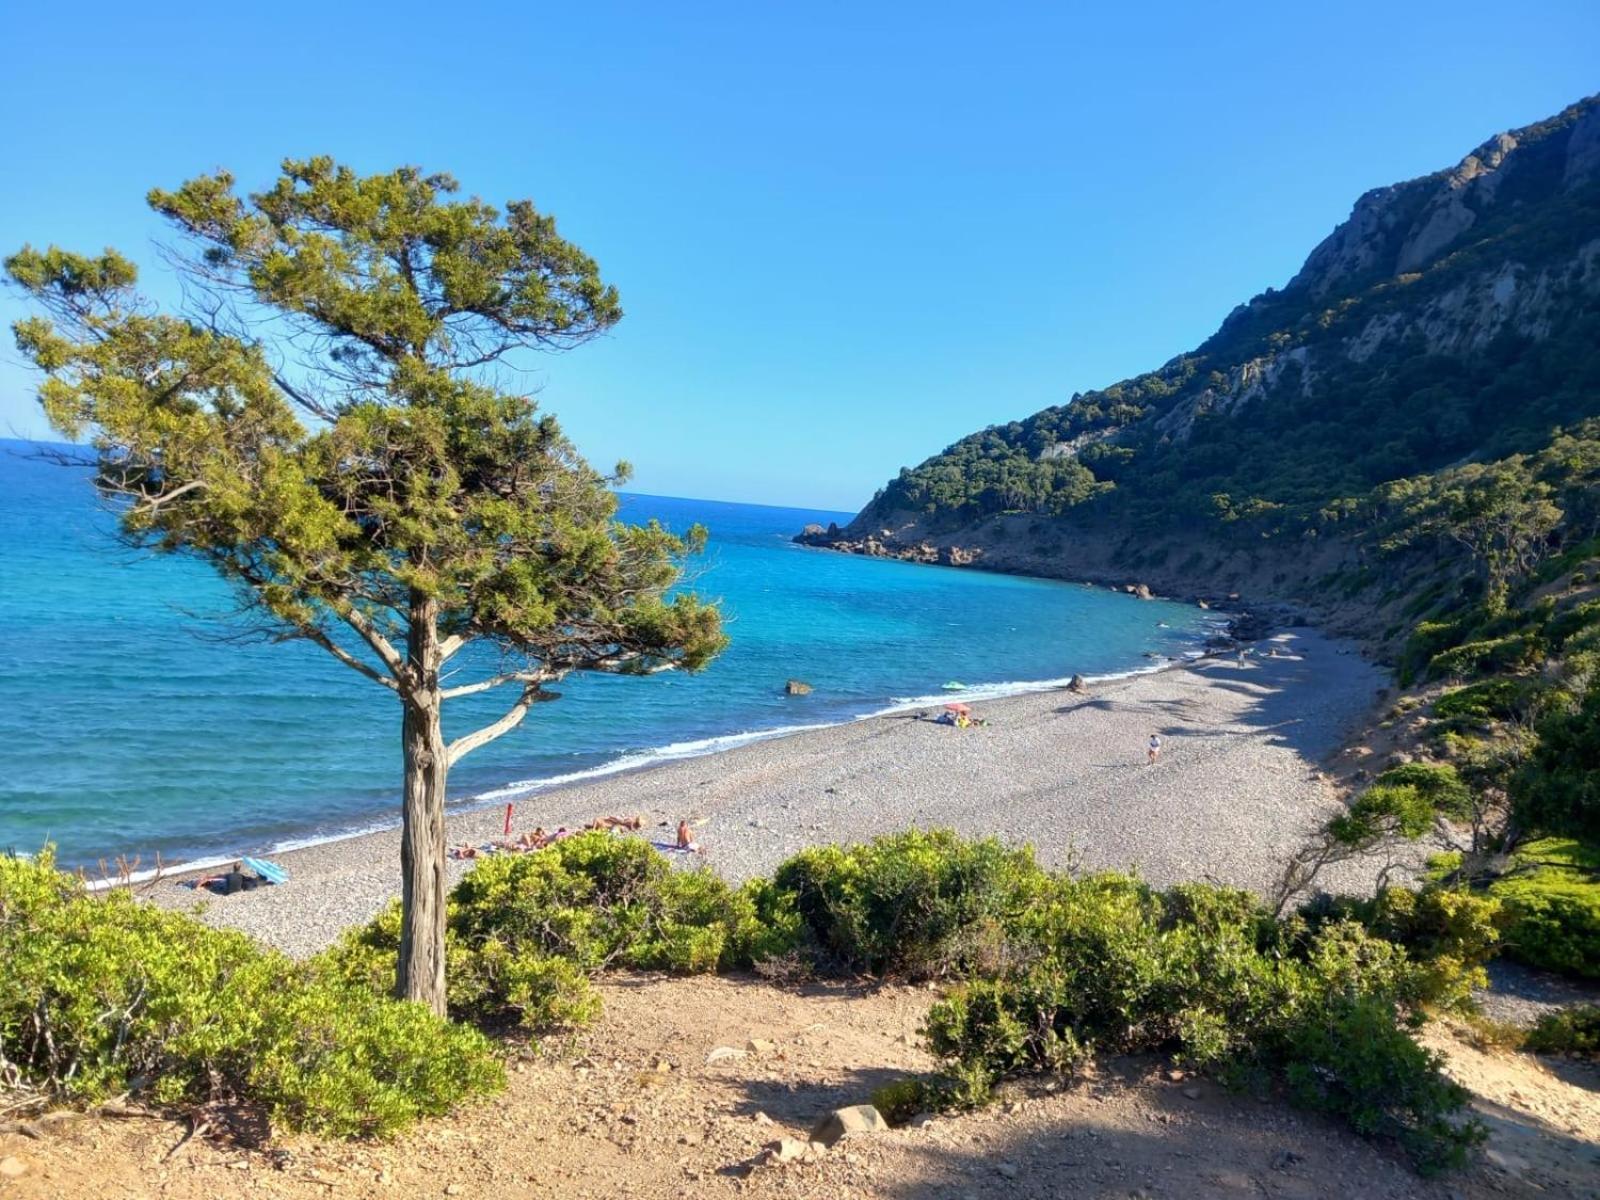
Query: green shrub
xmin=1300 ymin=884 xmax=1503 ymax=1011
xmin=922 ymin=874 xmax=1485 ymax=1172
xmin=0 ymin=852 xmax=501 ymax=1136
xmin=1545 ymin=598 xmax=1600 ymax=648
xmin=1489 ymin=839 xmax=1600 ymax=978
xmin=868 ymin=1075 xmax=948 ymax=1124
xmin=1428 ymin=633 xmax=1538 ymax=680
xmin=1523 ymin=1004 xmax=1600 ymax=1056
xmin=772 ymin=830 xmax=1048 ymax=978
xmin=1329 ymin=763 xmax=1473 ymax=846
xmin=1433 ymin=678 xmax=1541 ymax=724
xmin=1513 ymin=687 xmax=1600 ymax=842
xmin=1400 ymin=618 xmax=1467 ymax=686
xmin=1277 ymin=992 xmax=1480 ymax=1175
xmin=326 ymin=832 xmax=792 ymax=1033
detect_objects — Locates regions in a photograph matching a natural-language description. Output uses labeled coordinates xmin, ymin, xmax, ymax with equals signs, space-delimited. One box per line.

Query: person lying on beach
xmin=588 ymin=814 xmax=644 ymax=832
xmin=192 ymin=862 xmax=262 ymax=893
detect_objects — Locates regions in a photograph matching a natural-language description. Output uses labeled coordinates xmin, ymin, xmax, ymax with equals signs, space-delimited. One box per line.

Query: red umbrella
xmin=944 ymin=702 xmax=971 ymax=715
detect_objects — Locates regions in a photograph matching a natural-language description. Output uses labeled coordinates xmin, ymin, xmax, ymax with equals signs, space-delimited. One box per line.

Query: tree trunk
xmin=397 ymin=595 xmax=449 ymax=1015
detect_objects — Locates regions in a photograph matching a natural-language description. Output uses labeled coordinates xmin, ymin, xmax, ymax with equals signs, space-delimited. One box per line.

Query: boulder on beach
xmin=1067 ymin=673 xmax=1089 ymax=694
xmin=785 ymin=679 xmax=813 ymax=696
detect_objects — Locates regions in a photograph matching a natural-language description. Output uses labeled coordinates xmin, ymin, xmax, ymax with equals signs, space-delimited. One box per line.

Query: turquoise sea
xmin=0 ymin=441 xmax=1220 ymax=867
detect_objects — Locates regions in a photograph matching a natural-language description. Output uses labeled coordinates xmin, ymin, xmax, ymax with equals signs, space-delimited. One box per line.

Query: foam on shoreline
xmin=119 ymin=645 xmax=1221 ymax=887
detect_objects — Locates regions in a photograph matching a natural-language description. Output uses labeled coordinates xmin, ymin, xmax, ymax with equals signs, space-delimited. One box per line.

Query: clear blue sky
xmin=2 ymin=3 xmax=1596 ymax=511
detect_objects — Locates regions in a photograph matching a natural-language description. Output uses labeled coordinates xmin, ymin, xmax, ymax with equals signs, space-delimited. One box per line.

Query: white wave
xmin=873 ymin=654 xmax=1196 ymax=715
xmin=99 ymin=630 xmax=1226 ymax=886
xmin=464 ymin=721 xmax=840 ymax=804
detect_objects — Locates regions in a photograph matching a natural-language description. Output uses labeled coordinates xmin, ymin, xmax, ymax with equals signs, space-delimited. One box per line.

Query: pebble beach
xmin=152 ymin=629 xmax=1385 ymax=956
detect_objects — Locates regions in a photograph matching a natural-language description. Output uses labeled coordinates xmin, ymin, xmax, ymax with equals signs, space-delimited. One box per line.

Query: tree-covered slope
xmin=835 ymin=96 xmax=1600 ymax=545
xmin=806 ymin=97 xmax=1600 ymax=982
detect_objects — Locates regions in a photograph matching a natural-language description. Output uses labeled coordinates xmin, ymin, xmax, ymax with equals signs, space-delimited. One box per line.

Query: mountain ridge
xmin=801 ymin=94 xmax=1600 ymax=639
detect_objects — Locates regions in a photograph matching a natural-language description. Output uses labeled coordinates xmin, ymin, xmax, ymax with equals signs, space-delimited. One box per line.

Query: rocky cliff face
xmin=1291 ymin=105 xmax=1600 ymax=298
xmin=801 ymin=95 xmax=1600 ymax=628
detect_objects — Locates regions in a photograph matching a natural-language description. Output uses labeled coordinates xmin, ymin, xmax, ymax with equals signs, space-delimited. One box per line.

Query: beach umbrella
xmin=944 ymin=702 xmax=971 ymax=715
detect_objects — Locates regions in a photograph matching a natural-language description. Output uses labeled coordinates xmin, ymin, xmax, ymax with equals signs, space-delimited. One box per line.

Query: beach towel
xmin=241 ymin=856 xmax=289 ymax=885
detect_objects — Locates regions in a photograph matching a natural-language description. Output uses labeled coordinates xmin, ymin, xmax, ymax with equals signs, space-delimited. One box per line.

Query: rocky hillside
xmin=801 ymin=95 xmax=1600 ymax=632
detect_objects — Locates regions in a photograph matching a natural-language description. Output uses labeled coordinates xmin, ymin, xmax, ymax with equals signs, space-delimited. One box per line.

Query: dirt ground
xmin=2 ymin=974 xmax=1596 ymax=1200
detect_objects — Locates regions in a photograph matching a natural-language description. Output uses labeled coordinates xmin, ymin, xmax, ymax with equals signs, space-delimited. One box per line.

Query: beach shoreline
xmin=148 ymin=627 xmax=1387 ymax=957
xmin=118 ymin=642 xmax=1217 ymax=887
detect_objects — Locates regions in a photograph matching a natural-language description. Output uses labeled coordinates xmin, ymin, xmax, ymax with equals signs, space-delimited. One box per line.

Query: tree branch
xmin=440 ymin=670 xmax=546 ymax=700
xmin=339 ymin=606 xmax=404 ymax=675
xmin=299 ymin=625 xmax=399 ymax=691
xmin=447 ymin=682 xmax=556 ymax=766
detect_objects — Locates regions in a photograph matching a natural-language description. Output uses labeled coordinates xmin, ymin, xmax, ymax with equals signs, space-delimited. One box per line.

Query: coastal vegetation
xmin=0 ymin=852 xmax=501 ymax=1137
xmin=0 ymin=830 xmax=1492 ymax=1170
xmin=4 ymin=160 xmax=725 ymax=1014
xmin=827 ymin=95 xmax=1600 ymax=995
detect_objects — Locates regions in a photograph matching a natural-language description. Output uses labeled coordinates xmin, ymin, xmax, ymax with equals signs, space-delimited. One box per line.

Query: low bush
xmin=923 ymin=875 xmax=1485 ymax=1173
xmin=1523 ymin=1004 xmax=1600 ymax=1056
xmin=1328 ymin=763 xmax=1473 ymax=846
xmin=1513 ymin=687 xmax=1600 ymax=842
xmin=0 ymin=852 xmax=502 ymax=1136
xmin=1489 ymin=838 xmax=1600 ymax=978
xmin=771 ymin=829 xmax=1048 ymax=978
xmin=325 ymin=831 xmax=791 ymax=1032
xmin=1400 ymin=618 xmax=1466 ymax=686
xmin=1428 ymin=633 xmax=1539 ymax=681
xmin=1299 ymin=884 xmax=1504 ymax=1011
xmin=1433 ymin=678 xmax=1541 ymax=724
xmin=869 ymin=1075 xmax=947 ymax=1125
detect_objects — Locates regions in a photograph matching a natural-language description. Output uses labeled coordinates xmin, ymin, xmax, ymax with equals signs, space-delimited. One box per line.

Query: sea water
xmin=0 ymin=441 xmax=1220 ymax=867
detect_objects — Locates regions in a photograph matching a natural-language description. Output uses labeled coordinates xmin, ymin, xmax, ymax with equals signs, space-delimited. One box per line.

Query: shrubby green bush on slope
xmin=770 ymin=829 xmax=1046 ymax=978
xmin=922 ymin=874 xmax=1487 ymax=1173
xmin=1488 ymin=839 xmax=1600 ymax=978
xmin=1523 ymin=1003 xmax=1600 ymax=1056
xmin=8 ymin=829 xmax=1495 ymax=1171
xmin=0 ymin=852 xmax=502 ymax=1136
xmin=323 ymin=830 xmax=793 ymax=1031
xmin=1298 ymin=884 xmax=1504 ymax=1012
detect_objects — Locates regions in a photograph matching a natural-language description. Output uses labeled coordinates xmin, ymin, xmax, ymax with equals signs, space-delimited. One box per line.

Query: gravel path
xmin=152 ymin=629 xmax=1387 ymax=956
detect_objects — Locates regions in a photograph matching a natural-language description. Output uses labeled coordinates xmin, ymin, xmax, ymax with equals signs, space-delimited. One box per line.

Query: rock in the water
xmin=1134 ymin=583 xmax=1153 ymax=600
xmin=809 ymin=1104 xmax=888 ymax=1147
xmin=784 ymin=679 xmax=813 ymax=696
xmin=799 ymin=523 xmax=825 ymax=538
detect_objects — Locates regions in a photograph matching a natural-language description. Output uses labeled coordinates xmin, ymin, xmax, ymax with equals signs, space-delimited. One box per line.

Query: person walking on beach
xmin=1147 ymin=733 xmax=1162 ymax=764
